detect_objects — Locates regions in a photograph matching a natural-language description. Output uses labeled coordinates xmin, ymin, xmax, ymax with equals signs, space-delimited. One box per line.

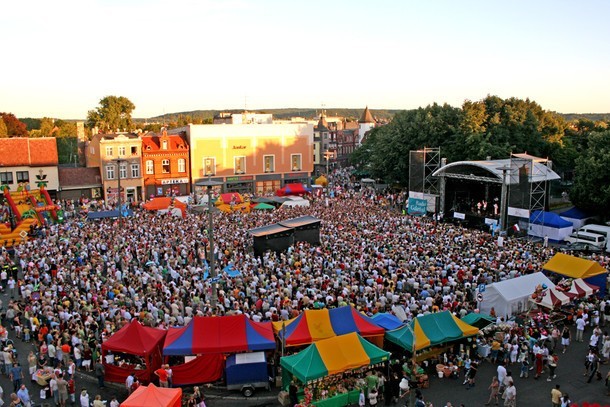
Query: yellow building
xmin=177 ymin=123 xmax=314 ymax=196
xmin=85 ymin=133 xmax=144 ymax=204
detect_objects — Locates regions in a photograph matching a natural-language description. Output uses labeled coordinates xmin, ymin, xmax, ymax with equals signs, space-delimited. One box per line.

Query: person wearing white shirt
xmin=576 ymin=317 xmax=586 ymax=342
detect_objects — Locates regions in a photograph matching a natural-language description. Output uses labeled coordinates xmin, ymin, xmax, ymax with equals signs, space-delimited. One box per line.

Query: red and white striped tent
xmin=565 ymin=278 xmax=599 ymax=298
xmin=534 ymin=287 xmax=571 ymax=309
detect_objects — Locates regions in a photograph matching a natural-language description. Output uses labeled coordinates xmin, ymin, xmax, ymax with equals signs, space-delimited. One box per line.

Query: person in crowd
xmin=484 ymin=376 xmax=499 ymax=405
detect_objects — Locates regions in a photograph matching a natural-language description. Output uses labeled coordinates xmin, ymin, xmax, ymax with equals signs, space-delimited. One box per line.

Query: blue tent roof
xmin=529 ymin=210 xmax=572 ymax=228
xmin=371 ymin=313 xmax=405 ymax=330
xmin=86 ymin=209 xmax=133 ymax=220
xmin=559 ymin=207 xmax=591 ymax=220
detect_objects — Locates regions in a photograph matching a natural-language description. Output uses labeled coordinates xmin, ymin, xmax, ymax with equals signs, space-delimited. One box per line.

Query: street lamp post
xmin=196 ymin=176 xmax=223 ymax=309
xmin=113 ymin=158 xmax=126 ymax=223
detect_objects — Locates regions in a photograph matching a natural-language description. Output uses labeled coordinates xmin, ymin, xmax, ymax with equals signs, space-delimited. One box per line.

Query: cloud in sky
xmin=2 ymin=0 xmax=610 ymax=118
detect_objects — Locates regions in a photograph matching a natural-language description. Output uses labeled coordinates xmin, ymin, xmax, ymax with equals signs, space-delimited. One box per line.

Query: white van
xmin=564 ymin=231 xmax=607 ymax=249
xmin=578 ymin=224 xmax=610 ymax=252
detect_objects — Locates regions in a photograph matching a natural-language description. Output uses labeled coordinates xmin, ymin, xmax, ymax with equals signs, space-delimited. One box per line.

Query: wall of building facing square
xmin=186 ymin=123 xmax=313 ymax=196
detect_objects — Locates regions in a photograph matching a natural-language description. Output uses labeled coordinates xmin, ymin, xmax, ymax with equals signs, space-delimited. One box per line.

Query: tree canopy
xmin=351 ymin=96 xmax=567 ymax=184
xmin=569 ymin=130 xmax=610 ymax=213
xmin=0 ymin=113 xmax=29 ymax=137
xmin=86 ymin=96 xmax=135 ymax=133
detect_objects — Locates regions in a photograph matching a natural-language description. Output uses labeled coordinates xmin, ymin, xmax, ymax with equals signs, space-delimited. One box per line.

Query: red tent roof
xmin=276 ymin=183 xmax=311 ymax=197
xmin=122 ymin=384 xmax=182 ymax=407
xmin=163 ymin=314 xmax=276 ymax=355
xmin=102 ymin=321 xmax=167 ymax=356
xmin=142 ymin=197 xmax=187 ymax=218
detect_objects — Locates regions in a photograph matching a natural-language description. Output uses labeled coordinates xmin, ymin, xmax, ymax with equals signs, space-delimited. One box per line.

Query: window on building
xmin=131 ymin=146 xmax=138 ymax=155
xmin=204 ymin=157 xmax=216 ymax=176
xmin=162 ymin=159 xmax=170 ymax=174
xmin=263 ymin=155 xmax=275 ymax=173
xmin=118 ymin=146 xmax=126 ymax=156
xmin=291 ymin=154 xmax=302 ymax=171
xmin=162 ymin=140 xmax=168 ymax=150
xmin=105 ymin=146 xmax=113 ymax=157
xmin=234 ymin=156 xmax=246 ymax=174
xmin=146 ymin=160 xmax=154 ymax=174
xmin=0 ymin=172 xmax=14 ymax=185
xmin=119 ymin=162 xmax=127 ymax=179
xmin=16 ymin=171 xmax=29 ymax=183
xmin=131 ymin=164 xmax=140 ymax=178
xmin=178 ymin=158 xmax=186 ymax=173
xmin=106 ymin=165 xmax=115 ymax=180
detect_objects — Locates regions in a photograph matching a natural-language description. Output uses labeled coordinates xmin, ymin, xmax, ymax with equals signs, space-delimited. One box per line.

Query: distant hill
xmin=560 ymin=113 xmax=610 ymax=122
xmin=143 ymin=109 xmax=610 ymax=124
xmin=144 ymin=108 xmax=402 ymax=123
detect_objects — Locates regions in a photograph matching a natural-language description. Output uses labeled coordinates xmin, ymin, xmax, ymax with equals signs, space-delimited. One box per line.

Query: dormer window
xmin=162 ymin=140 xmax=168 ymax=150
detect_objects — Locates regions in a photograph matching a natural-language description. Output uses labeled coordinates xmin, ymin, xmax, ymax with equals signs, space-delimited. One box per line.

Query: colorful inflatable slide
xmin=1 ymin=185 xmax=60 ymax=247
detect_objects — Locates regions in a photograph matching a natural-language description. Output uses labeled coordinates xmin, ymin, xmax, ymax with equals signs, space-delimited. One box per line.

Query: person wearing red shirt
xmin=154 ymin=367 xmax=169 ymax=387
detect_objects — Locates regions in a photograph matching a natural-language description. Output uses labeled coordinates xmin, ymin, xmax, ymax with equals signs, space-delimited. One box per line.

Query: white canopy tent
xmin=478 ymin=272 xmax=555 ymax=319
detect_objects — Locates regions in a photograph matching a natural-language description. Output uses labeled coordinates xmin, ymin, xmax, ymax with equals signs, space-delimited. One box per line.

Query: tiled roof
xmin=58 ymin=167 xmax=102 ymax=188
xmin=141 ymin=132 xmax=188 ymax=152
xmin=0 ymin=137 xmax=58 ymax=166
xmin=359 ymin=106 xmax=375 ymax=123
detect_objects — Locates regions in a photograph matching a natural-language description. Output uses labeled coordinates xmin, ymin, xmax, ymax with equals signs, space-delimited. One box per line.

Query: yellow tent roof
xmin=543 ymin=253 xmax=607 ymax=278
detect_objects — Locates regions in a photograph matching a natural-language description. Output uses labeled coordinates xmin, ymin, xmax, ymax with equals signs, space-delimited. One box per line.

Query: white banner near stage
xmin=453 ymin=212 xmax=465 ymax=220
xmin=507 ymin=207 xmax=530 ymax=219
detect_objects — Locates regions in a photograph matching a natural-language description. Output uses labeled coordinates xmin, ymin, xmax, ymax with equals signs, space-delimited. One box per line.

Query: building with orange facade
xmin=174 ymin=123 xmax=314 ymax=197
xmin=141 ymin=130 xmax=191 ymax=198
xmin=85 ymin=133 xmax=144 ymax=204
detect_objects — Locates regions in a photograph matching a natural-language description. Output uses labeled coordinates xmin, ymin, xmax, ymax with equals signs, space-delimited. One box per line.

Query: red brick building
xmin=141 ymin=130 xmax=191 ymax=198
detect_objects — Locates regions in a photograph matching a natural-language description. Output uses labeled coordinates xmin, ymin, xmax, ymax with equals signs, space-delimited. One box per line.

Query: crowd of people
xmin=0 ymin=166 xmax=608 ymax=406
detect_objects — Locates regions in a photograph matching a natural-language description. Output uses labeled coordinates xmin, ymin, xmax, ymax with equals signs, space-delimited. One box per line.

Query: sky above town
xmin=2 ymin=0 xmax=609 ymax=119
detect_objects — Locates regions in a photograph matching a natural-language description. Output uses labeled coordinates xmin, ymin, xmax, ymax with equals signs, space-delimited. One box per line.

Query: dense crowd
xmin=0 ymin=167 xmax=609 ymax=406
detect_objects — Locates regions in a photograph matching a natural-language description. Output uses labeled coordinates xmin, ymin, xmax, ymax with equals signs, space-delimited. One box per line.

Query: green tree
xmin=56 ymin=137 xmax=79 ymax=165
xmin=55 ymin=120 xmax=77 ymax=138
xmin=0 ymin=118 xmax=7 ymax=137
xmin=352 ymin=103 xmax=461 ymax=185
xmin=0 ymin=113 xmax=28 ymax=137
xmin=86 ymin=96 xmax=135 ymax=133
xmin=569 ymin=130 xmax=610 ymax=213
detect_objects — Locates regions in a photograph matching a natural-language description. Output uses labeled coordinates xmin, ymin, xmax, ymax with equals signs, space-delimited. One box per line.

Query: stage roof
xmin=432 ymin=157 xmax=560 ymax=184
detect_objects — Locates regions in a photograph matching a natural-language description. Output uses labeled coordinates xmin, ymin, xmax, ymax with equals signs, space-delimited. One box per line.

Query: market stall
xmin=543 ymin=253 xmax=607 ymax=296
xmin=385 ymin=311 xmax=479 ymax=353
xmin=280 ymin=333 xmax=390 ymax=407
xmin=274 ymin=306 xmax=385 ymax=347
xmin=565 ymin=278 xmax=599 ymax=298
xmin=531 ymin=286 xmax=571 ymax=309
xmin=371 ymin=313 xmax=406 ymax=330
xmin=478 ymin=272 xmax=555 ymax=319
xmin=101 ymin=321 xmax=167 ymax=384
xmin=460 ymin=313 xmax=495 ymax=329
xmin=162 ymin=314 xmax=275 ymax=385
xmin=121 ymin=383 xmax=182 ymax=407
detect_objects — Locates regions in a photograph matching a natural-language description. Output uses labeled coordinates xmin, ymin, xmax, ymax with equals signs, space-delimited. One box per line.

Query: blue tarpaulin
xmin=529 ymin=210 xmax=572 ymax=228
xmin=371 ymin=313 xmax=405 ymax=330
xmin=86 ymin=209 xmax=133 ymax=220
xmin=559 ymin=207 xmax=591 ymax=220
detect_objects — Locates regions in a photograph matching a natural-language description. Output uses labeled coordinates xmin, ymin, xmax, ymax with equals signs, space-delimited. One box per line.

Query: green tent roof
xmin=385 ymin=311 xmax=479 ymax=351
xmin=280 ymin=333 xmax=390 ymax=383
xmin=460 ymin=313 xmax=495 ymax=329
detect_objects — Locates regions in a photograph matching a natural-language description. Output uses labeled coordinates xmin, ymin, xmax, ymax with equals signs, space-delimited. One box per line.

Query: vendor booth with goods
xmin=543 ymin=253 xmax=608 ymax=296
xmin=478 ymin=272 xmax=555 ymax=319
xmin=101 ymin=320 xmax=167 ymax=384
xmin=162 ymin=314 xmax=276 ymax=386
xmin=280 ymin=332 xmax=390 ymax=407
xmin=385 ymin=311 xmax=479 ymax=385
